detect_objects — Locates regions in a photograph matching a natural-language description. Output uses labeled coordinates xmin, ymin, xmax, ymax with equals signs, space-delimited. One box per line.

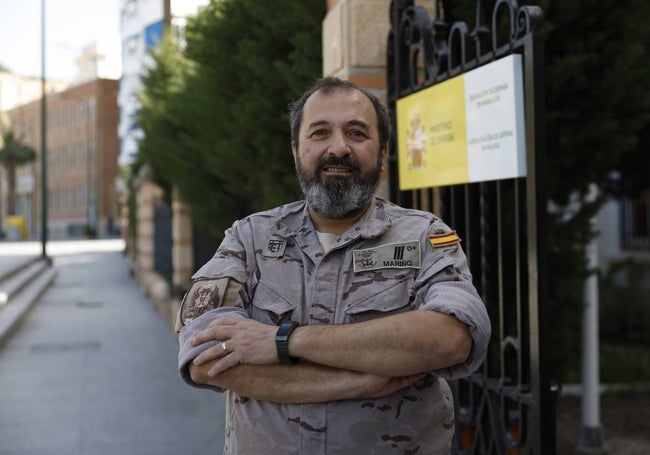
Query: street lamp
xmin=40 ymin=0 xmax=49 ymax=260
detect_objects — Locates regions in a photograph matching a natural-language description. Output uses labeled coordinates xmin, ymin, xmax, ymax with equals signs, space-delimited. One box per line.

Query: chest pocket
xmin=343 ymin=271 xmax=415 ymax=323
xmin=249 ymin=280 xmax=297 ymax=325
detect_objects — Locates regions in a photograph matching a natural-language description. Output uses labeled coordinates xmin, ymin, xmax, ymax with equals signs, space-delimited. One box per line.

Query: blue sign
xmin=145 ymin=20 xmax=164 ymax=50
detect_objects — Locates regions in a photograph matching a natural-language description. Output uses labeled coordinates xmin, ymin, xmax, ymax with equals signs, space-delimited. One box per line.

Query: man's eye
xmin=349 ymin=130 xmax=366 ymax=138
xmin=311 ymin=129 xmax=328 ymax=137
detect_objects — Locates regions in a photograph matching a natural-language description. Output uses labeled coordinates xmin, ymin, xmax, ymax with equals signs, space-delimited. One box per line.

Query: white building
xmin=74 ymin=35 xmax=123 ymax=84
xmin=118 ymin=0 xmax=209 ymax=165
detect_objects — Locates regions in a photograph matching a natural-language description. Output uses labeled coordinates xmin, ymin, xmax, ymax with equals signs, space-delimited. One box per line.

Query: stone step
xmin=0 ymin=258 xmax=57 ymax=347
xmin=0 ymin=256 xmax=41 ymax=286
xmin=0 ymin=258 xmax=49 ymax=306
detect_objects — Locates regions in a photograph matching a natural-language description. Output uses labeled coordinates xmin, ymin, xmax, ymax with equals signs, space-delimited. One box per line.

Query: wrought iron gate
xmin=387 ymin=1 xmax=554 ymax=453
xmin=154 ymin=202 xmax=173 ymax=283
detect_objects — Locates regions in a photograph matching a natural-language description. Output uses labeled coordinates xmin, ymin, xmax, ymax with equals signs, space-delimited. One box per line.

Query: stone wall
xmin=323 ymin=0 xmax=392 ymax=199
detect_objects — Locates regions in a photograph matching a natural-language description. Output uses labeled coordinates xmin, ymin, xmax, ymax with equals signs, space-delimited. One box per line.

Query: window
xmin=622 ymin=190 xmax=650 ymax=250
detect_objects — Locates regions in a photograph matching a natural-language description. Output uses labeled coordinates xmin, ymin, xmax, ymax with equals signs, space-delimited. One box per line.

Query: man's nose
xmin=328 ymin=130 xmax=351 ymax=157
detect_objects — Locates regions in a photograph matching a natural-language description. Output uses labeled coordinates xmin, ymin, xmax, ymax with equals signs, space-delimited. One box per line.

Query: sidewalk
xmin=0 ymin=240 xmax=225 ymax=455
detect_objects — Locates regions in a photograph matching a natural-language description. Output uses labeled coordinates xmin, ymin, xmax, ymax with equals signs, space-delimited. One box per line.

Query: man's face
xmin=292 ymin=88 xmax=387 ymax=219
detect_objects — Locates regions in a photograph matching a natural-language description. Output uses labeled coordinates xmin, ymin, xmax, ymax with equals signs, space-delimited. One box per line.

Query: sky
xmin=0 ymin=0 xmax=120 ymax=80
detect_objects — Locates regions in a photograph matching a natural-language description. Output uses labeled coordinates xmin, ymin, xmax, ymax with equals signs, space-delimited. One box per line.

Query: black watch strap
xmin=275 ymin=321 xmax=300 ymax=364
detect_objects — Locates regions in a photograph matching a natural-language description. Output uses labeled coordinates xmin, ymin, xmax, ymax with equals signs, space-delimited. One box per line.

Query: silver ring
xmin=221 ymin=341 xmax=228 ymax=352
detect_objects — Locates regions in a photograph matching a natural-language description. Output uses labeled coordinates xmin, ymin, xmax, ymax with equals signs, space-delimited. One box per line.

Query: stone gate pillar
xmin=323 ymin=0 xmax=391 ymax=94
xmin=135 ymin=177 xmax=163 ymax=283
xmin=171 ymin=187 xmax=193 ymax=291
xmin=323 ymin=0 xmax=392 ymax=199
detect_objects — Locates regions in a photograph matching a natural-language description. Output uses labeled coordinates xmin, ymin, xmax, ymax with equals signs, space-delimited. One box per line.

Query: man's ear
xmin=291 ymin=142 xmax=298 ymax=162
xmin=380 ymin=144 xmax=388 ymax=168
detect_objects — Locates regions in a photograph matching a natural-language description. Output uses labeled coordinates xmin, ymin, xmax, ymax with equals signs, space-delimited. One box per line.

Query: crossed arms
xmin=185 ymin=309 xmax=472 ymax=404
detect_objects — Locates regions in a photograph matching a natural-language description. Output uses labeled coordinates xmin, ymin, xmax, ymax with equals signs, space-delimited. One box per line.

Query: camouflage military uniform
xmin=178 ymin=197 xmax=491 ymax=454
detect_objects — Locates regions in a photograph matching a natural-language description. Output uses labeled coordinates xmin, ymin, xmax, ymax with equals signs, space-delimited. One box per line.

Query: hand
xmin=191 ymin=317 xmax=278 ymax=376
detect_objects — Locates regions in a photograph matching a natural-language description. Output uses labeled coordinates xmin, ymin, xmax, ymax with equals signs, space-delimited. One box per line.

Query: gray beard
xmin=296 ymin=155 xmax=381 ymax=219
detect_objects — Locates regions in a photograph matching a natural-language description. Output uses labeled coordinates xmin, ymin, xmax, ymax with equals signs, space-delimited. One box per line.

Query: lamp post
xmin=40 ymin=0 xmax=49 ymax=260
xmin=576 ymin=184 xmax=606 ymax=454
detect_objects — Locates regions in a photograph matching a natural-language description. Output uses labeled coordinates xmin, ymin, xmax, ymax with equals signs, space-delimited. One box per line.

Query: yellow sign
xmin=397 ymin=76 xmax=468 ymax=190
xmin=396 ymin=55 xmax=526 ymax=190
xmin=5 ymin=215 xmax=27 ymax=240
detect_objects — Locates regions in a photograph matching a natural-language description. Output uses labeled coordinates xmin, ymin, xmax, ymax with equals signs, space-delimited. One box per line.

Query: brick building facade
xmin=6 ymin=79 xmax=120 ymax=239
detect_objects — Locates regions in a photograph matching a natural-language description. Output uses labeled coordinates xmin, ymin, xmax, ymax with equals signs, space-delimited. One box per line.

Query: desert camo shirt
xmin=178 ymin=197 xmax=491 ymax=454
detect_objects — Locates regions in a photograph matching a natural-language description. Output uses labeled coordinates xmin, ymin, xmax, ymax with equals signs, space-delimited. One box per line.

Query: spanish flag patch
xmin=429 ymin=231 xmax=461 ymax=248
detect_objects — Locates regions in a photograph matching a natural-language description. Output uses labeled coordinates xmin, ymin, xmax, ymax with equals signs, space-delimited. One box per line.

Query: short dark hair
xmin=288 ymin=77 xmax=392 ymax=148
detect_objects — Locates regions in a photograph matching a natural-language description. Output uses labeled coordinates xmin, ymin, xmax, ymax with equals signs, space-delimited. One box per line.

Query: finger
xmin=193 ymin=348 xmax=219 ymax=366
xmin=191 ymin=325 xmax=234 ymax=345
xmin=191 ymin=331 xmax=215 ymax=346
xmin=397 ymin=373 xmax=427 ymax=389
xmin=408 ymin=372 xmax=427 ymax=383
xmin=193 ymin=343 xmax=229 ymax=365
xmin=207 ymin=317 xmax=241 ymax=328
xmin=192 ymin=318 xmax=245 ymax=345
xmin=208 ymin=353 xmax=241 ymax=377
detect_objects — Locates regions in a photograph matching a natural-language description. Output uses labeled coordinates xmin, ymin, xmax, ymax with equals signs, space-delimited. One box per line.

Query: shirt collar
xmin=272 ymin=197 xmax=390 ymax=242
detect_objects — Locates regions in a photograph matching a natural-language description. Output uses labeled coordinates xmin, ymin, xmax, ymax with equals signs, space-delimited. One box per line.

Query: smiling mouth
xmin=316 ymin=156 xmax=360 ymax=179
xmin=321 ymin=166 xmax=353 ymax=175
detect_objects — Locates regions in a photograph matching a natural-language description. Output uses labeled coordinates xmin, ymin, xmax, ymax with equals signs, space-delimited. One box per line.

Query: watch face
xmin=276 ymin=322 xmax=298 ymax=339
xmin=276 ymin=322 xmax=299 ymax=364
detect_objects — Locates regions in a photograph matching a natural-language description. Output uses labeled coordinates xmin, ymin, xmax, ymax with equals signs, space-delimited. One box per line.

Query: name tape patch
xmin=353 ymin=240 xmax=421 ymax=273
xmin=429 ymin=231 xmax=461 ymax=248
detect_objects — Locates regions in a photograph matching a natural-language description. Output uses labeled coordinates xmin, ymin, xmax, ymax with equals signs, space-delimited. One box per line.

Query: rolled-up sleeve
xmin=416 ymin=232 xmax=491 ymax=380
xmin=178 ymin=307 xmax=248 ymax=391
xmin=178 ymin=220 xmax=252 ymax=390
xmin=423 ymin=279 xmax=491 ymax=380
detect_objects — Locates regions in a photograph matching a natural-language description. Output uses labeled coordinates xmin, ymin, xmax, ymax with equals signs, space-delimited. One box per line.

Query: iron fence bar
xmin=514 ymin=180 xmax=523 ymax=388
xmin=521 ymin=6 xmax=554 ymax=452
xmin=464 ymin=185 xmax=472 ymax=268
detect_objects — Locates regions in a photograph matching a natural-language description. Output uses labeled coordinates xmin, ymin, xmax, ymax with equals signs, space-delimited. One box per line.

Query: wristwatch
xmin=275 ymin=321 xmax=300 ymax=364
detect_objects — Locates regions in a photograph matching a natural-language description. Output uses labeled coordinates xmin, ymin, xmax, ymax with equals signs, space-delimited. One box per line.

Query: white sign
xmin=465 ymin=54 xmax=527 ymax=182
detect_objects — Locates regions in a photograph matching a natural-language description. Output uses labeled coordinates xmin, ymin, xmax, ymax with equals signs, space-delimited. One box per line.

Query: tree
xmin=0 ymin=131 xmax=36 ymax=215
xmin=137 ymin=0 xmax=324 ymax=241
xmin=538 ymin=0 xmax=650 ymax=379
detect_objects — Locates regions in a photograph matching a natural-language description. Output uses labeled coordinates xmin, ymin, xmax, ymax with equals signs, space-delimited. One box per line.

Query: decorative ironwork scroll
xmin=387 ymin=1 xmax=553 ymax=454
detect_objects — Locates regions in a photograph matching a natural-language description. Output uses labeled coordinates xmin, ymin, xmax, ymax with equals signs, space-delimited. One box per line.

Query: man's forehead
xmin=302 ymin=88 xmax=376 ymax=126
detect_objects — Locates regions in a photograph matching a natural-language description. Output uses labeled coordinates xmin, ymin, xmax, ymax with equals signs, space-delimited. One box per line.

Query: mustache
xmin=315 ymin=155 xmax=361 ymax=175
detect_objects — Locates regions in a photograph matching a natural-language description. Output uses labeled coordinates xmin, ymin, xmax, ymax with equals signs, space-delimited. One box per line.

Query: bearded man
xmin=177 ymin=77 xmax=491 ymax=454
